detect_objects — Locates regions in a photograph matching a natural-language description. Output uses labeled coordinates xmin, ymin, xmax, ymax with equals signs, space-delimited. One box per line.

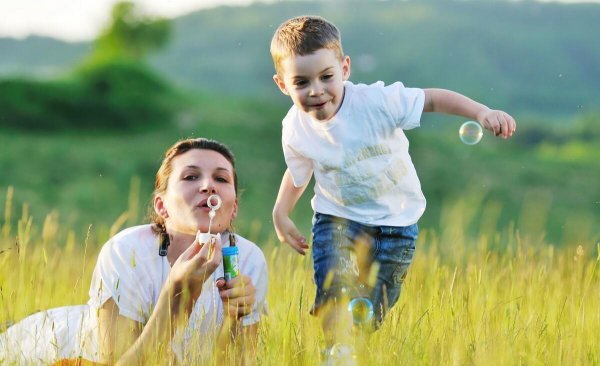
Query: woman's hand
xmin=217 ymin=275 xmax=256 ymax=319
xmin=169 ymin=233 xmax=223 ymax=301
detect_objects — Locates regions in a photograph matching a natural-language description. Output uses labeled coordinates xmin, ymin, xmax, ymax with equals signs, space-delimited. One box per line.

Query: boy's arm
xmin=423 ymin=88 xmax=516 ymax=138
xmin=272 ymin=169 xmax=310 ymax=255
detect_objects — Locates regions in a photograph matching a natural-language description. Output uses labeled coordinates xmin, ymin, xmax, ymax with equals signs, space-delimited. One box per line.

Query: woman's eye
xmin=216 ymin=176 xmax=229 ymax=183
xmin=183 ymin=175 xmax=198 ymax=181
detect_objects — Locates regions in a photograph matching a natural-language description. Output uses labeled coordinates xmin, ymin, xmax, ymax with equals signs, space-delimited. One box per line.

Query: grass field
xmin=2 ymin=3 xmax=599 ymax=361
xmin=1 ymin=88 xmax=598 ymax=365
xmin=1 ymin=189 xmax=598 ymax=365
xmin=2 ymin=114 xmax=599 ymax=248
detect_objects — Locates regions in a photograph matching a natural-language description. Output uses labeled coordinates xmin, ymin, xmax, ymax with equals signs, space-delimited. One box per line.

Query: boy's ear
xmin=273 ymin=74 xmax=290 ymax=96
xmin=342 ymin=55 xmax=351 ymax=81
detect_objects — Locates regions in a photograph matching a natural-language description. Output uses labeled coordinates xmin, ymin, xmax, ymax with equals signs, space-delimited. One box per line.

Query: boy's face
xmin=274 ymin=48 xmax=351 ymax=121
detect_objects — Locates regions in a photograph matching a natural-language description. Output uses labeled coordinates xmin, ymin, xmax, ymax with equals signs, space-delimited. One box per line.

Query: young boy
xmin=270 ymin=14 xmax=516 ymax=350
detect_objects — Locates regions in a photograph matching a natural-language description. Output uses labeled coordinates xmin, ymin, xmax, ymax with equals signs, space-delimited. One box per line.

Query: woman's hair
xmin=149 ymin=138 xmax=237 ymax=235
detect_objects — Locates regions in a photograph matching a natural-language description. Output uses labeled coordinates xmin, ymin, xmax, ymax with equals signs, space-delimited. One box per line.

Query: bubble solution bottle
xmin=222 ymin=245 xmax=239 ymax=281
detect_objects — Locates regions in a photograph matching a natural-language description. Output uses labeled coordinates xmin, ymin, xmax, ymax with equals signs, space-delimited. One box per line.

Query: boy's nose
xmin=309 ymin=82 xmax=324 ymax=96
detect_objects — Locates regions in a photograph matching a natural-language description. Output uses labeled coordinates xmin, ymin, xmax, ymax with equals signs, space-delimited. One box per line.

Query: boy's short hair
xmin=270 ymin=15 xmax=344 ymax=75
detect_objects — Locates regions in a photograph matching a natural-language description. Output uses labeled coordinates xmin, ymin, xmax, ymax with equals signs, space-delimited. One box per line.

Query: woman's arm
xmin=98 ymin=299 xmax=142 ymax=364
xmin=98 ymin=237 xmax=223 ymax=365
xmin=214 ymin=274 xmax=259 ymax=365
xmin=112 ymin=277 xmax=194 ymax=365
xmin=214 ymin=320 xmax=259 ymax=366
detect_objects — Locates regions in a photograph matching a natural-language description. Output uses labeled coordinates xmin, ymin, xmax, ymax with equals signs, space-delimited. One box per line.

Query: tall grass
xmin=1 ymin=188 xmax=598 ymax=365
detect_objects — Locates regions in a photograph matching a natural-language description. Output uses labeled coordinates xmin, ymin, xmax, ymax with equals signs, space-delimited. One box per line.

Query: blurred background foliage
xmin=89 ymin=1 xmax=171 ymax=64
xmin=0 ymin=1 xmax=177 ymax=131
xmin=2 ymin=1 xmax=599 ymax=119
xmin=0 ymin=0 xmax=598 ymax=246
xmin=0 ymin=60 xmax=179 ymax=131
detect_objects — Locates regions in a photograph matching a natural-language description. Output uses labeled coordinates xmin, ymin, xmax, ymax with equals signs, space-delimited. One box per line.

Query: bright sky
xmin=0 ymin=0 xmax=275 ymax=41
xmin=0 ymin=0 xmax=597 ymax=42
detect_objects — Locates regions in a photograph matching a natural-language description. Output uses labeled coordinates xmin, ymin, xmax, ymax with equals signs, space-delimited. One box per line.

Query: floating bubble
xmin=329 ymin=343 xmax=357 ymax=366
xmin=459 ymin=121 xmax=483 ymax=145
xmin=348 ymin=297 xmax=374 ymax=325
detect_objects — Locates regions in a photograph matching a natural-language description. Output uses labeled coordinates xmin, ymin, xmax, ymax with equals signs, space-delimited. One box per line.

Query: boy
xmin=270 ymin=15 xmax=516 ymax=352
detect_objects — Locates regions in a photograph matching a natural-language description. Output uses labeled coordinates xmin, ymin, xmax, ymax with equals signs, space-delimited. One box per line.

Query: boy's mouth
xmin=311 ymin=101 xmax=328 ymax=109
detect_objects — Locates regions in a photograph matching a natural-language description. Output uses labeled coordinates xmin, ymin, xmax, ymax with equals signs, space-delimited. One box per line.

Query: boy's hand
xmin=273 ymin=213 xmax=309 ymax=255
xmin=477 ymin=109 xmax=516 ymax=139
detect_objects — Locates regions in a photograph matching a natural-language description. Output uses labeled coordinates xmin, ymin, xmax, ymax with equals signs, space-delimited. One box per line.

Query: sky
xmin=0 ymin=0 xmax=597 ymax=42
xmin=0 ymin=0 xmax=275 ymax=42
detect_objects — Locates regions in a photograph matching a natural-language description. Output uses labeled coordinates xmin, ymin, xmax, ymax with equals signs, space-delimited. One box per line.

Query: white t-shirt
xmin=282 ymin=80 xmax=427 ymax=226
xmin=0 ymin=224 xmax=268 ymax=364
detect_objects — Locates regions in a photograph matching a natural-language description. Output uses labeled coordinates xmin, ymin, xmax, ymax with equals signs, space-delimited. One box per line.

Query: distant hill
xmin=1 ymin=1 xmax=599 ymax=119
xmin=0 ymin=36 xmax=88 ymax=77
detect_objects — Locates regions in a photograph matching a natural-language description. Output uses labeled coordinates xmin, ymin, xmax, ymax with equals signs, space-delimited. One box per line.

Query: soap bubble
xmin=348 ymin=297 xmax=374 ymax=325
xmin=459 ymin=121 xmax=483 ymax=145
xmin=328 ymin=343 xmax=357 ymax=366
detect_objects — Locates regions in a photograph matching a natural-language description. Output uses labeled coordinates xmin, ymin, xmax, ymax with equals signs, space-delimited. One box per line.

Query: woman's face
xmin=155 ymin=148 xmax=237 ymax=236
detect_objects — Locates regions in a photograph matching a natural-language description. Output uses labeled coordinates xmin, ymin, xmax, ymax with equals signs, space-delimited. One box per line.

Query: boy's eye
xmin=321 ymin=74 xmax=333 ymax=80
xmin=294 ymin=80 xmax=307 ymax=87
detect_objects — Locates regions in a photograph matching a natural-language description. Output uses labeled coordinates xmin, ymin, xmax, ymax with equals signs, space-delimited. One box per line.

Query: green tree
xmin=89 ymin=1 xmax=171 ymax=64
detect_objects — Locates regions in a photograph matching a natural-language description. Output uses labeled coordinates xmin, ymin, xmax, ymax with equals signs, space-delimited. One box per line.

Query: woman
xmin=0 ymin=138 xmax=268 ymax=365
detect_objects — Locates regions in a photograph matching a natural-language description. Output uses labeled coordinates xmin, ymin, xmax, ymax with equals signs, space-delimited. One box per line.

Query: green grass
xmin=1 ymin=190 xmax=599 ymax=365
xmin=0 ymin=91 xmax=289 ymax=243
xmin=2 ymin=109 xmax=600 ymax=247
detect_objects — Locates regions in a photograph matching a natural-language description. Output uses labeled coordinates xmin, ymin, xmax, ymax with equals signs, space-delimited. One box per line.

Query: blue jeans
xmin=311 ymin=212 xmax=418 ymax=325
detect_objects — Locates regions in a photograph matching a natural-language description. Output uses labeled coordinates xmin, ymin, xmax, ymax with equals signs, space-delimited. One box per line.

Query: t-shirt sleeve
xmin=383 ymin=82 xmax=425 ymax=130
xmin=240 ymin=248 xmax=269 ymax=327
xmin=280 ymin=108 xmax=315 ymax=187
xmin=282 ymin=142 xmax=313 ymax=188
xmin=87 ymin=239 xmax=153 ymax=324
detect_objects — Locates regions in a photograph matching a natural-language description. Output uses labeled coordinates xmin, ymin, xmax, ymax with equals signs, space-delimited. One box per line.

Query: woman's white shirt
xmin=0 ymin=224 xmax=268 ymax=364
xmin=88 ymin=224 xmax=268 ymax=361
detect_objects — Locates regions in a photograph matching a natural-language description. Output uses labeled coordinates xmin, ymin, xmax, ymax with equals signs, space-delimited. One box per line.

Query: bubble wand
xmin=196 ymin=194 xmax=222 ymax=248
xmin=195 ymin=195 xmax=238 ymax=280
xmin=207 ymin=194 xmax=221 ymax=234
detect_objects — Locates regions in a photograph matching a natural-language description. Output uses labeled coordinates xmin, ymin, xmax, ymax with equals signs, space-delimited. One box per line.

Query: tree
xmin=89 ymin=1 xmax=171 ymax=64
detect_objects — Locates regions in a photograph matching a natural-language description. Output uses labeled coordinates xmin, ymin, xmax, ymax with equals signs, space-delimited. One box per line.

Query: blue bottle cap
xmin=222 ymin=246 xmax=239 ymax=256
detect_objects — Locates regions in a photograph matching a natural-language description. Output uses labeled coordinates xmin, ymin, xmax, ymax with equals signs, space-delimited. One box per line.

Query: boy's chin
xmin=309 ymin=111 xmax=333 ymax=121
